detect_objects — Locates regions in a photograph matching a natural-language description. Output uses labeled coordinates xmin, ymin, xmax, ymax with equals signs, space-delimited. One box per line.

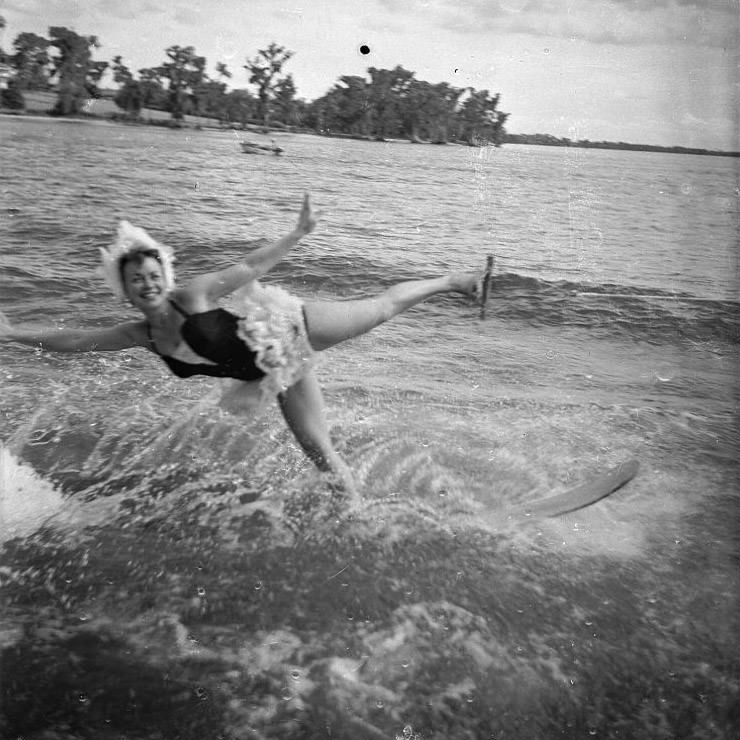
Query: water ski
xmin=503 ymin=459 xmax=639 ymax=520
xmin=479 ymin=254 xmax=494 ymax=320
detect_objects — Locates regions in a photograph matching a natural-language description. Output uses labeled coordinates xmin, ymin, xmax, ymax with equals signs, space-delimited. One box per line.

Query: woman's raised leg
xmin=277 ymin=367 xmax=356 ymax=493
xmin=303 ymin=272 xmax=480 ymax=351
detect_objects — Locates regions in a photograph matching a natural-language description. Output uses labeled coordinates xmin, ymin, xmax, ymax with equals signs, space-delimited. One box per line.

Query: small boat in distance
xmin=240 ymin=139 xmax=283 ymax=156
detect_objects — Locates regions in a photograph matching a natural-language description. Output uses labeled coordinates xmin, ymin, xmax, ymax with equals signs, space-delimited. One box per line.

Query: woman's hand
xmin=188 ymin=193 xmax=319 ymax=301
xmin=295 ymin=192 xmax=317 ymax=237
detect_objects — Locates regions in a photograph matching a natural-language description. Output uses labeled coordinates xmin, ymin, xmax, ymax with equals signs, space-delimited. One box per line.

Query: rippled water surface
xmin=1 ymin=118 xmax=739 ymax=739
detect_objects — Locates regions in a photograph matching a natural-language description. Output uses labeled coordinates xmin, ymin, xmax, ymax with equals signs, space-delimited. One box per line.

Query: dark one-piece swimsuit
xmin=147 ymin=300 xmax=266 ymax=382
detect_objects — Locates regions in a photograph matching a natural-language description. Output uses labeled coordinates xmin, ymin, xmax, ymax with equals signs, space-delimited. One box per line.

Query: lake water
xmin=1 ymin=117 xmax=739 ymax=739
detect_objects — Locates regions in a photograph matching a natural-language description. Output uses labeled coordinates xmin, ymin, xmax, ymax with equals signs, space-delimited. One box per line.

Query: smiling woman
xmin=0 ymin=193 xmax=484 ymax=494
xmin=123 ymin=252 xmax=170 ymax=307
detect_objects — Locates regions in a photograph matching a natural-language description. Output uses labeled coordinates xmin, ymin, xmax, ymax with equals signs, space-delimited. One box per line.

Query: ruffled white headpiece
xmin=98 ymin=220 xmax=175 ymax=300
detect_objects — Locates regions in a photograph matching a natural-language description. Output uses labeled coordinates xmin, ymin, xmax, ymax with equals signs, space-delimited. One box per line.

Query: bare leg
xmin=276 ymin=271 xmax=479 ymax=490
xmin=303 ymin=272 xmax=479 ymax=351
xmin=277 ymin=367 xmax=356 ymax=494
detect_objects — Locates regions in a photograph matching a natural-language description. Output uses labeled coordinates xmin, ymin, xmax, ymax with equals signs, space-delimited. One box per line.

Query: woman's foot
xmin=448 ymin=271 xmax=487 ymax=302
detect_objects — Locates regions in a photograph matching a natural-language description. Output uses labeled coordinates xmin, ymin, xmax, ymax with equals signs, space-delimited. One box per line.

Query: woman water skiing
xmin=1 ymin=194 xmax=483 ymax=493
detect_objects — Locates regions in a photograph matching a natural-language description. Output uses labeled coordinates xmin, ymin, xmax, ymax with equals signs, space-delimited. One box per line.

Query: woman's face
xmin=122 ymin=255 xmax=168 ymax=310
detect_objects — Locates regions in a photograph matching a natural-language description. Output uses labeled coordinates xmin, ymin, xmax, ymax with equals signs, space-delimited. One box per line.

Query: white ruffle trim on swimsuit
xmin=229 ymin=283 xmax=314 ymax=405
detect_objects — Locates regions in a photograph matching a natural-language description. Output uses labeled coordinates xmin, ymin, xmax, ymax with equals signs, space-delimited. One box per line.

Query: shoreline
xmin=1 ymin=110 xmax=737 ymax=158
xmin=0 ymin=112 xmax=119 ymax=126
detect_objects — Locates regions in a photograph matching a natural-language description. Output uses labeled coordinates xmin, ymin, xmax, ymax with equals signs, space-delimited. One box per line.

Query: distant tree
xmin=304 ymin=92 xmax=338 ymax=134
xmin=244 ymin=42 xmax=293 ymax=127
xmin=192 ymin=78 xmax=224 ymax=119
xmin=272 ymin=73 xmax=298 ymax=125
xmin=12 ymin=32 xmax=51 ymax=91
xmin=186 ymin=63 xmax=234 ymax=123
xmin=366 ymin=65 xmax=414 ymax=140
xmin=111 ymin=55 xmax=142 ymax=117
xmin=458 ymin=88 xmax=508 ymax=146
xmin=289 ymin=97 xmax=309 ymax=128
xmin=425 ymin=82 xmax=464 ymax=144
xmin=47 ymin=27 xmax=107 ymax=115
xmin=400 ymin=79 xmax=440 ymax=142
xmin=316 ymin=75 xmax=371 ymax=136
xmin=215 ymin=62 xmax=231 ymax=82
xmin=137 ymin=67 xmax=167 ymax=110
xmin=224 ymin=88 xmax=257 ymax=127
xmin=158 ymin=45 xmax=206 ymax=120
xmin=112 ymin=56 xmax=132 ymax=83
xmin=429 ymin=84 xmax=460 ymax=141
xmin=1 ymin=78 xmax=25 ymax=109
xmin=309 ymin=67 xmax=493 ymax=145
xmin=0 ymin=14 xmax=6 ymax=63
xmin=490 ymin=110 xmax=510 ymax=146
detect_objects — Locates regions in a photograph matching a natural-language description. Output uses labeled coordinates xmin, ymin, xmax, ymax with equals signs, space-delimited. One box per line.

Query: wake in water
xmin=2 ymin=386 xmax=737 ymax=739
xmin=0 ymin=446 xmax=66 ymax=541
xmin=1 ymin=389 xmax=651 ymax=553
xmin=481 ymin=272 xmax=740 ymax=345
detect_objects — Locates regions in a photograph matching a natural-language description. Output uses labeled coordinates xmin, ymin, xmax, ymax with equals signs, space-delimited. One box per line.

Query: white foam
xmin=0 ymin=446 xmax=66 ymax=541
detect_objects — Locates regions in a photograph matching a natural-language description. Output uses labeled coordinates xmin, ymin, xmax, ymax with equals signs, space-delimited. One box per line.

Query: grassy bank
xmin=1 ymin=90 xmax=225 ymax=130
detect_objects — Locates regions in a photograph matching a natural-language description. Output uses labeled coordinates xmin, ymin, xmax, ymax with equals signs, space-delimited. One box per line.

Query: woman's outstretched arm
xmin=0 ymin=317 xmax=144 ymax=353
xmin=186 ymin=192 xmax=317 ymax=302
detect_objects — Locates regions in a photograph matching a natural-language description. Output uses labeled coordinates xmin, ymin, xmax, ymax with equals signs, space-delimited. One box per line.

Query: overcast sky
xmin=1 ymin=0 xmax=737 ymax=149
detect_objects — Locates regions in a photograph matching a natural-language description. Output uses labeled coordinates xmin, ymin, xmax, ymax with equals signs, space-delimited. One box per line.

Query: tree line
xmin=0 ymin=22 xmax=509 ymax=145
xmin=504 ymin=132 xmax=739 ymax=157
